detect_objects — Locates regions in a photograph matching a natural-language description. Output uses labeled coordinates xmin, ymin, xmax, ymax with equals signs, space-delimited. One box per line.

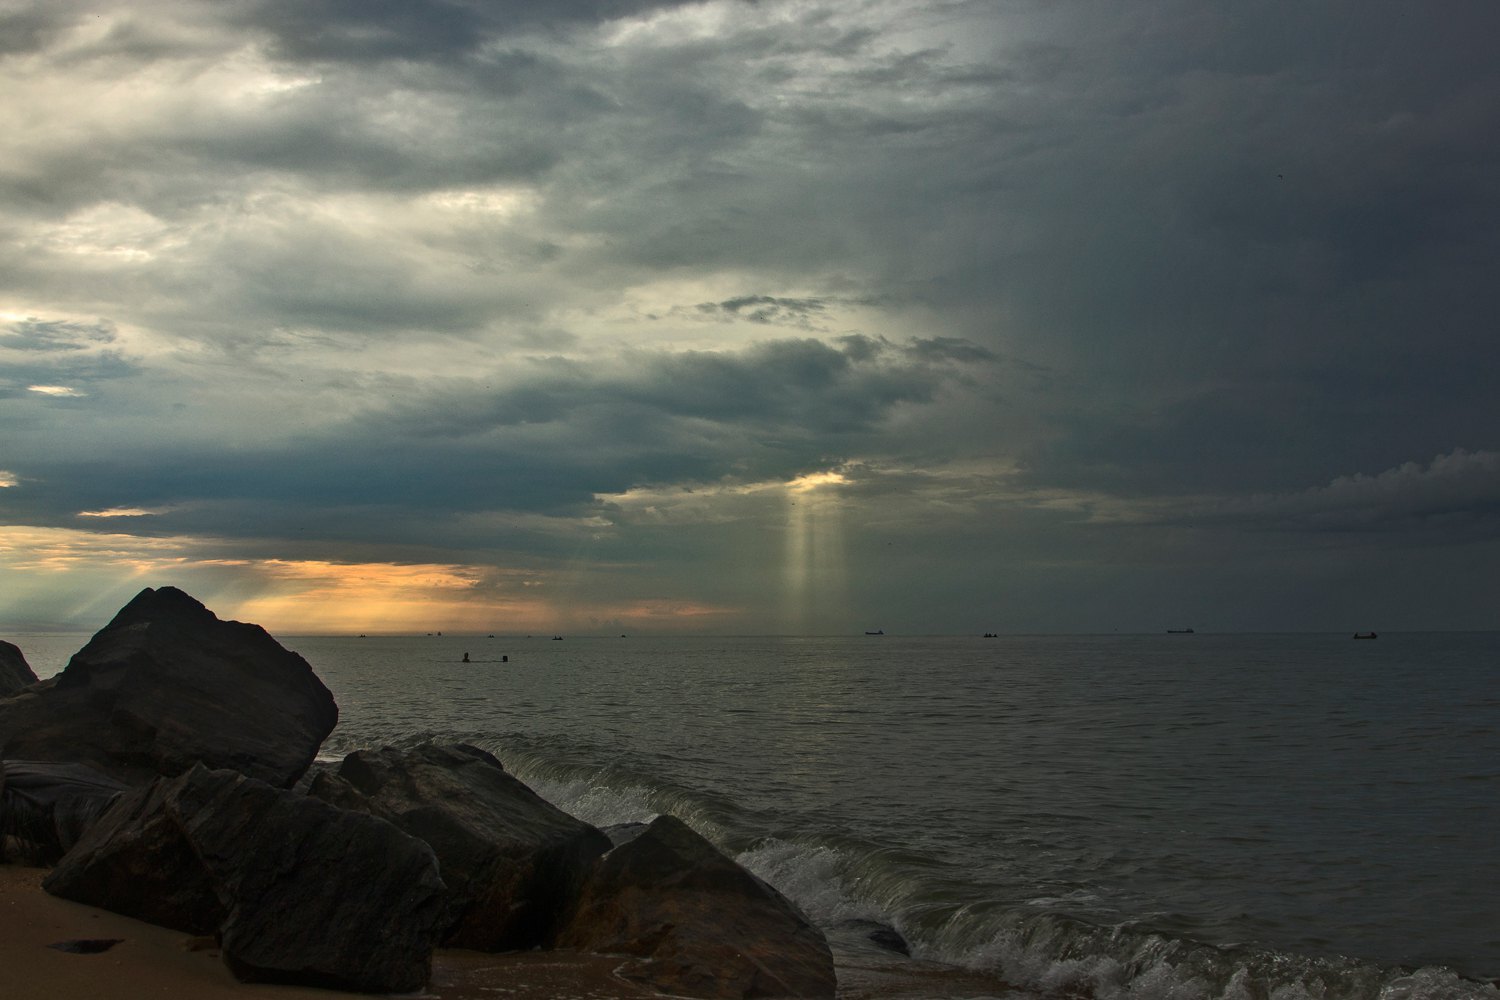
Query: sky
xmin=2 ymin=0 xmax=1499 ymax=636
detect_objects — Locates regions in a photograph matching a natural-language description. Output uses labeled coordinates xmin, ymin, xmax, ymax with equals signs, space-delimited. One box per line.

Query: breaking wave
xmin=482 ymin=733 xmax=1498 ymax=1000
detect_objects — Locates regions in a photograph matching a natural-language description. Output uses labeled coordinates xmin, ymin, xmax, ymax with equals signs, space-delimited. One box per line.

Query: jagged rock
xmin=0 ymin=587 xmax=337 ymax=787
xmin=42 ymin=769 xmax=231 ymax=934
xmin=44 ymin=764 xmax=447 ymax=994
xmin=0 ymin=760 xmax=126 ymax=864
xmin=600 ymin=821 xmax=651 ymax=847
xmin=0 ymin=641 xmax=38 ymax=696
xmin=309 ymin=742 xmax=611 ymax=951
xmin=556 ymin=814 xmax=837 ymax=1000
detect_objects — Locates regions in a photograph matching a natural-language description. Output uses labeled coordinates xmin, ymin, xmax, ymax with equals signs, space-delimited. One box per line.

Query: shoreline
xmin=1 ymin=863 xmax=1018 ymax=1000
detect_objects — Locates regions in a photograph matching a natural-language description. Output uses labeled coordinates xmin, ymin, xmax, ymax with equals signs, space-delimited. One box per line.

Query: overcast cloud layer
xmin=3 ymin=1 xmax=1498 ymax=635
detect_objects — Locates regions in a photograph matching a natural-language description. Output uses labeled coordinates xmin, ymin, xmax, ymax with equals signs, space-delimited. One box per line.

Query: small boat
xmin=983 ymin=633 xmax=997 ymax=638
xmin=1166 ymin=628 xmax=1195 ymax=634
xmin=864 ymin=630 xmax=884 ymax=636
xmin=1352 ymin=632 xmax=1378 ymax=639
xmin=552 ymin=635 xmax=563 ymax=640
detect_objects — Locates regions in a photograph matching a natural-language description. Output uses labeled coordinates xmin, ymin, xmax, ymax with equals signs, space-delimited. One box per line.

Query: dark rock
xmin=309 ymin=742 xmax=611 ymax=951
xmin=45 ymin=764 xmax=447 ymax=994
xmin=0 ymin=641 xmax=38 ymax=696
xmin=0 ymin=587 xmax=337 ymax=787
xmin=0 ymin=760 xmax=127 ymax=864
xmin=600 ymin=821 xmax=651 ymax=847
xmin=215 ymin=801 xmax=447 ymax=991
xmin=290 ymin=757 xmax=336 ymax=794
xmin=43 ymin=772 xmax=231 ymax=935
xmin=556 ymin=814 xmax=837 ymax=1000
xmin=55 ymin=767 xmax=448 ymax=989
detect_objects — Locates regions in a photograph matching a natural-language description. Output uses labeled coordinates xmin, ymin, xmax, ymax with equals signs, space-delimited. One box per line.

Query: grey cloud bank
xmin=1 ymin=1 xmax=1497 ymax=633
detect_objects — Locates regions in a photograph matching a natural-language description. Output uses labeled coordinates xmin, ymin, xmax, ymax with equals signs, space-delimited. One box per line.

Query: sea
xmin=10 ymin=630 xmax=1499 ymax=1000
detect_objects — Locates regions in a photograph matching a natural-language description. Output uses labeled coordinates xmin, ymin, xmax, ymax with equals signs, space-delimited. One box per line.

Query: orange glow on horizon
xmin=0 ymin=526 xmax=747 ymax=635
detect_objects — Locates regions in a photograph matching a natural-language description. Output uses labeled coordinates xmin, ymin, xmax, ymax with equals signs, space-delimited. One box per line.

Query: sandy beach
xmin=0 ymin=862 xmax=662 ymax=1000
xmin=1 ymin=863 xmax=1014 ymax=1000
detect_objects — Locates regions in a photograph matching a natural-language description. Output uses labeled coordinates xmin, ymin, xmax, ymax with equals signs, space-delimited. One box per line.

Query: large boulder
xmin=42 ymin=767 xmax=227 ymax=934
xmin=309 ymin=742 xmax=612 ymax=951
xmin=556 ymin=814 xmax=836 ymax=999
xmin=0 ymin=587 xmax=337 ymax=787
xmin=44 ymin=764 xmax=448 ymax=994
xmin=0 ymin=640 xmax=38 ymax=696
xmin=0 ymin=760 xmax=126 ymax=864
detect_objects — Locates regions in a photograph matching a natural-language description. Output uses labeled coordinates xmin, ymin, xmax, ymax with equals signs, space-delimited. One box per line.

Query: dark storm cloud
xmin=1018 ymin=350 xmax=1500 ymax=499
xmin=883 ymin=3 xmax=1500 ymax=516
xmin=0 ymin=334 xmax=997 ymax=556
xmin=0 ymin=318 xmax=116 ymax=351
xmin=172 ymin=111 xmax=560 ymax=195
xmin=0 ymin=69 xmax=566 ymax=219
xmin=903 ymin=337 xmax=997 ymax=365
xmin=1260 ymin=450 xmax=1500 ymax=537
xmin=240 ymin=0 xmax=702 ymax=63
xmin=695 ymin=296 xmax=829 ymax=327
xmin=5 ymin=0 xmax=1500 ymax=630
xmin=0 ymin=352 xmax=137 ymax=400
xmin=1088 ymin=450 xmax=1500 ymax=541
xmin=0 ymin=5 xmax=69 ymax=55
xmin=383 ymin=336 xmax=988 ymax=442
xmin=1 ymin=28 xmax=595 ymax=225
xmin=242 ymin=0 xmax=491 ymax=62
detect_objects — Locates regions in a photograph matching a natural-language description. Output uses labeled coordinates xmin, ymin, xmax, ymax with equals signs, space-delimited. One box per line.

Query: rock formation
xmin=45 ymin=764 xmax=448 ymax=994
xmin=14 ymin=589 xmax=840 ymax=998
xmin=0 ymin=760 xmax=126 ymax=864
xmin=309 ymin=742 xmax=612 ymax=950
xmin=557 ymin=814 xmax=837 ymax=999
xmin=0 ymin=640 xmax=37 ymax=696
xmin=0 ymin=587 xmax=337 ymax=787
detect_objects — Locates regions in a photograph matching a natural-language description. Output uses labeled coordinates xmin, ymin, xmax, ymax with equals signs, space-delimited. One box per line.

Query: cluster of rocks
xmin=0 ymin=587 xmax=836 ymax=998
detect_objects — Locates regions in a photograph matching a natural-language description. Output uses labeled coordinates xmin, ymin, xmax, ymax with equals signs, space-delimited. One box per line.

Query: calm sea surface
xmin=13 ymin=631 xmax=1500 ymax=1000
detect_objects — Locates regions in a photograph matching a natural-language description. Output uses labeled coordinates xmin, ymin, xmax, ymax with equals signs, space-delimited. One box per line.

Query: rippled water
xmin=14 ymin=630 xmax=1500 ymax=999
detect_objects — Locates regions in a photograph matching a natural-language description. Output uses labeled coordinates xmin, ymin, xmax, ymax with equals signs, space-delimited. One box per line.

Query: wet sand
xmin=1 ymin=863 xmax=1018 ymax=1000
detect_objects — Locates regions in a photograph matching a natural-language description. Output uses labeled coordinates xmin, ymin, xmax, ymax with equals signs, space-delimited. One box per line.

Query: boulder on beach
xmin=309 ymin=742 xmax=612 ymax=951
xmin=0 ymin=760 xmax=127 ymax=864
xmin=42 ymin=767 xmax=227 ymax=934
xmin=0 ymin=587 xmax=337 ymax=788
xmin=0 ymin=641 xmax=38 ymax=697
xmin=556 ymin=814 xmax=837 ymax=1000
xmin=44 ymin=764 xmax=448 ymax=994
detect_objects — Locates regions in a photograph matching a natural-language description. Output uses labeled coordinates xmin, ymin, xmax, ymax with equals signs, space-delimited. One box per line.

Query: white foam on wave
xmin=496 ymin=749 xmax=738 ymax=845
xmin=929 ymin=913 xmax=1500 ymax=1000
xmin=518 ymin=771 xmax=659 ymax=828
xmin=957 ymin=931 xmax=1277 ymax=1000
xmin=735 ymin=839 xmax=884 ymax=926
xmin=1379 ymin=969 xmax=1500 ymax=1000
xmin=483 ymin=738 xmax=1500 ymax=1000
